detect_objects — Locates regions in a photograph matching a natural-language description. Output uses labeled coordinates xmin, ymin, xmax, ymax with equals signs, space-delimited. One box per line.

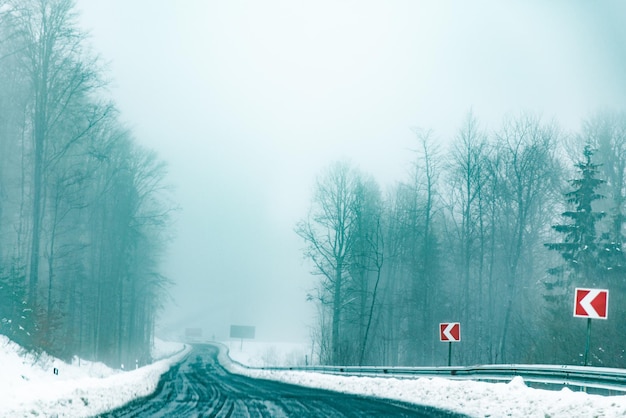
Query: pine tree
xmin=545 ymin=145 xmax=606 ymax=288
xmin=0 ymin=261 xmax=38 ymax=351
xmin=542 ymin=145 xmax=609 ymax=365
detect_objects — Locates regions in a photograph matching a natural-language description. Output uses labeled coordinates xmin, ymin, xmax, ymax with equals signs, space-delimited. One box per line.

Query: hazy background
xmin=75 ymin=1 xmax=626 ymax=342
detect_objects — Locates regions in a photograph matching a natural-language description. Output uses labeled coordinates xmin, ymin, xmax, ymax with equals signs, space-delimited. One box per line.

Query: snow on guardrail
xmin=251 ymin=363 xmax=626 ymax=393
xmin=209 ymin=342 xmax=625 ymax=395
xmin=208 ymin=341 xmax=626 ymax=394
xmin=208 ymin=343 xmax=626 ymax=393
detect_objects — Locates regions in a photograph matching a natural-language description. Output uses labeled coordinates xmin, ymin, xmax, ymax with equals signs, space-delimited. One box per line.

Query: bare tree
xmin=444 ymin=112 xmax=490 ymax=362
xmin=296 ymin=161 xmax=359 ymax=364
xmin=345 ymin=175 xmax=384 ymax=366
xmin=0 ymin=0 xmax=173 ymax=365
xmin=6 ymin=0 xmax=104 ymax=306
xmin=412 ymin=129 xmax=441 ymax=364
xmin=383 ymin=128 xmax=442 ymax=365
xmin=492 ymin=113 xmax=560 ymax=362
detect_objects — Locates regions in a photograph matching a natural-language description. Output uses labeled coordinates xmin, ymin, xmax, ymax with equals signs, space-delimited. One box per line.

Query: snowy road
xmin=100 ymin=344 xmax=466 ymax=417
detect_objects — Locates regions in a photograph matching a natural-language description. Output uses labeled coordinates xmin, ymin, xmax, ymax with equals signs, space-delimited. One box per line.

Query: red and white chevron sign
xmin=439 ymin=322 xmax=461 ymax=342
xmin=574 ymin=288 xmax=608 ymax=319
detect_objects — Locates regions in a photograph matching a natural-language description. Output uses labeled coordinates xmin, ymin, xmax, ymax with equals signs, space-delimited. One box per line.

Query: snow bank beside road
xmin=222 ymin=340 xmax=308 ymax=367
xmin=4 ymin=336 xmax=626 ymax=418
xmin=152 ymin=338 xmax=187 ymax=361
xmin=0 ymin=336 xmax=188 ymax=417
xmin=234 ymin=368 xmax=626 ymax=417
xmin=223 ymin=340 xmax=626 ymax=418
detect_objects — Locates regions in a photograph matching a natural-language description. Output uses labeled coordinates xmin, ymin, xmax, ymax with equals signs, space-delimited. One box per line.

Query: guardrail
xmin=253 ymin=363 xmax=626 ymax=394
xmin=210 ymin=342 xmax=626 ymax=394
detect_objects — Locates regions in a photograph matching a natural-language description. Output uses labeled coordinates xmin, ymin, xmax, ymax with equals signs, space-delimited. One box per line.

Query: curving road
xmin=100 ymin=344 xmax=467 ymax=417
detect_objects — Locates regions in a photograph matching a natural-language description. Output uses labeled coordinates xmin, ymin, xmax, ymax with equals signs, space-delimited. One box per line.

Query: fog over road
xmin=101 ymin=344 xmax=466 ymax=417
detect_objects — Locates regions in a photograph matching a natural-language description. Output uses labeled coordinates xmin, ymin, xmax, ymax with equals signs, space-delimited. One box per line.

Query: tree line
xmin=298 ymin=110 xmax=626 ymax=368
xmin=0 ymin=0 xmax=173 ymax=368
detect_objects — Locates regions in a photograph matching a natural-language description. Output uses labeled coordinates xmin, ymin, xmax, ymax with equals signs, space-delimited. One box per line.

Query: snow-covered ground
xmin=223 ymin=340 xmax=309 ymax=367
xmin=2 ymin=336 xmax=626 ymax=417
xmin=224 ymin=341 xmax=626 ymax=418
xmin=0 ymin=335 xmax=189 ymax=417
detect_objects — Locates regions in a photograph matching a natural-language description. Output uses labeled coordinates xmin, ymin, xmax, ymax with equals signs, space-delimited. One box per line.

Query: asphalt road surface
xmin=100 ymin=344 xmax=467 ymax=418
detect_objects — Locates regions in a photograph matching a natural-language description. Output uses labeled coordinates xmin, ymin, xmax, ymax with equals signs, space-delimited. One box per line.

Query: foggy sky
xmin=75 ymin=1 xmax=626 ymax=342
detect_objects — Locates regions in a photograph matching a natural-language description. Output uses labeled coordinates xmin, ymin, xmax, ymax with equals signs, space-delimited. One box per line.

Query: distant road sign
xmin=230 ymin=325 xmax=256 ymax=339
xmin=574 ymin=288 xmax=608 ymax=319
xmin=185 ymin=328 xmax=202 ymax=340
xmin=440 ymin=322 xmax=461 ymax=342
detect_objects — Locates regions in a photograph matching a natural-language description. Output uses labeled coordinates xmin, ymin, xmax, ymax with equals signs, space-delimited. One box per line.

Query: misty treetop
xmin=298 ymin=111 xmax=626 ymax=368
xmin=0 ymin=0 xmax=174 ymax=367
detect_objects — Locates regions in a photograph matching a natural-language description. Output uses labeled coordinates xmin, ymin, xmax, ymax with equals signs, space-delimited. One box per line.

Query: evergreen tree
xmin=545 ymin=145 xmax=606 ymax=288
xmin=543 ymin=145 xmax=608 ymax=365
xmin=0 ymin=261 xmax=38 ymax=351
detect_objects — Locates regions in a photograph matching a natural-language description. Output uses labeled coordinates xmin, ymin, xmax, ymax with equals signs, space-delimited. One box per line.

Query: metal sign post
xmin=230 ymin=325 xmax=256 ymax=350
xmin=439 ymin=322 xmax=460 ymax=366
xmin=573 ymin=288 xmax=608 ymax=366
xmin=583 ymin=318 xmax=591 ymax=366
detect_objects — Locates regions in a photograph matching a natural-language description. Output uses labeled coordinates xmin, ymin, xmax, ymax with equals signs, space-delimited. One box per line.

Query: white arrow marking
xmin=580 ymin=289 xmax=602 ymax=318
xmin=443 ymin=323 xmax=459 ymax=341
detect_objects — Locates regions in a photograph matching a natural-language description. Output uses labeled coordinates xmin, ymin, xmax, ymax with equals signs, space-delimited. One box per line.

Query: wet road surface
xmin=100 ymin=344 xmax=467 ymax=417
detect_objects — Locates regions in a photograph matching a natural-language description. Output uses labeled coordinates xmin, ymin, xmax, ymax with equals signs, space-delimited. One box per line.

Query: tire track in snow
xmin=99 ymin=344 xmax=467 ymax=417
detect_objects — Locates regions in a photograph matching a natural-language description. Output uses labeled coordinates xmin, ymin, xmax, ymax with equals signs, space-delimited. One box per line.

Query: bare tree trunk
xmin=359 ymin=265 xmax=381 ymax=366
xmin=29 ymin=64 xmax=47 ymax=307
xmin=332 ymin=261 xmax=342 ymax=364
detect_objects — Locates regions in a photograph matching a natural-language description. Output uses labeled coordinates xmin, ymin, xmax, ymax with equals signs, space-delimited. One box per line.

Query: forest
xmin=3 ymin=0 xmax=623 ymax=373
xmin=298 ymin=111 xmax=626 ymax=369
xmin=0 ymin=0 xmax=173 ymax=367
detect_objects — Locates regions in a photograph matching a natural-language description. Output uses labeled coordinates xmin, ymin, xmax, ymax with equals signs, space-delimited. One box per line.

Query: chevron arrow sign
xmin=574 ymin=288 xmax=608 ymax=319
xmin=439 ymin=322 xmax=461 ymax=342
